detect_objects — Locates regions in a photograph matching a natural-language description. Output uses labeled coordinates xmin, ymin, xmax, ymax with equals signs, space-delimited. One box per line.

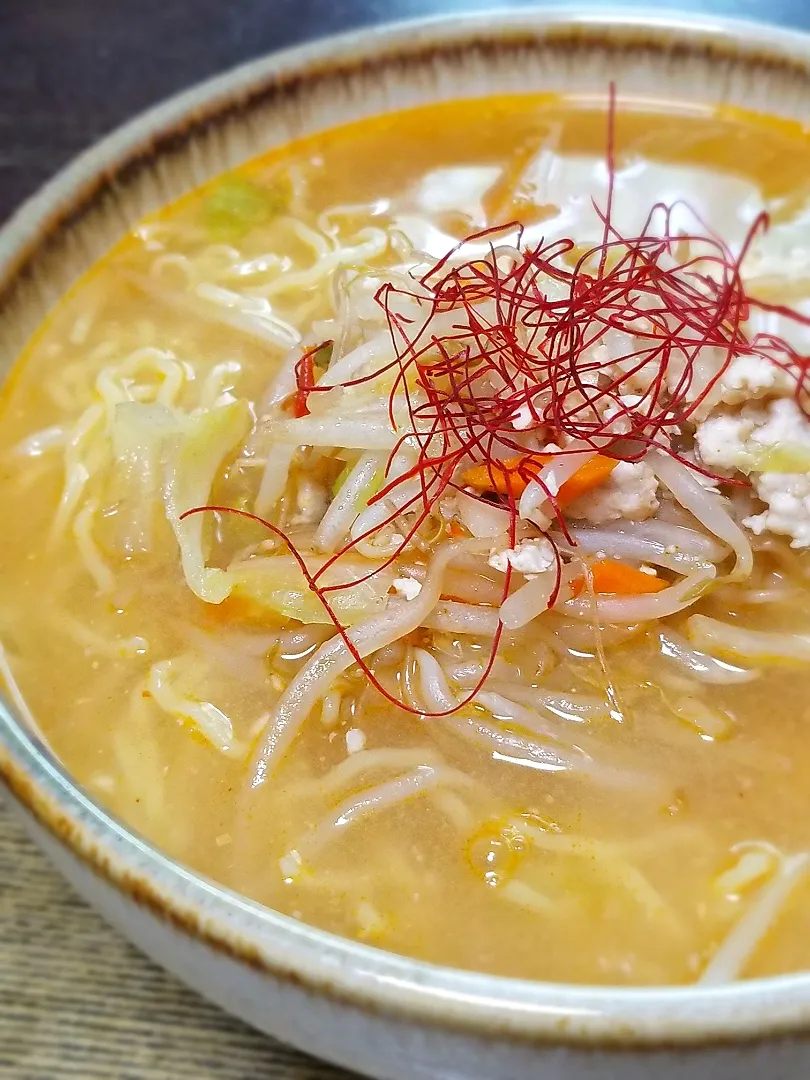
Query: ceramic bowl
xmin=3 ymin=10 xmax=810 ymax=1079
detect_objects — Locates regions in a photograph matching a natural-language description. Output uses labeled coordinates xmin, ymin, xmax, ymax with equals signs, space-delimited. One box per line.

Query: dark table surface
xmin=1 ymin=2 xmax=810 ymax=1078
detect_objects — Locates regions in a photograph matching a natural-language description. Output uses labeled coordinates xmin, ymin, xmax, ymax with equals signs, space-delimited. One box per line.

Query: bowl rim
xmin=4 ymin=5 xmax=810 ymax=1049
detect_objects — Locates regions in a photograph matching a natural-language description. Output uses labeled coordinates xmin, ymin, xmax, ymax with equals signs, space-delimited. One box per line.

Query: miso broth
xmin=2 ymin=95 xmax=810 ymax=985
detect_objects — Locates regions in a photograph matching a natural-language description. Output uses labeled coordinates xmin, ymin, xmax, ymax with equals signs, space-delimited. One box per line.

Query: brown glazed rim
xmin=3 ymin=7 xmax=810 ymax=1052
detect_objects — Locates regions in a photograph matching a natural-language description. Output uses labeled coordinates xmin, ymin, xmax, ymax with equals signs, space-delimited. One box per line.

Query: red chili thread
xmin=187 ymin=82 xmax=810 ymax=717
xmin=292 ymin=339 xmax=333 ymax=417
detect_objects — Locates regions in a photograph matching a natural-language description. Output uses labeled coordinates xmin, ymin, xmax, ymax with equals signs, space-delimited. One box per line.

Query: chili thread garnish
xmin=188 ymin=82 xmax=810 ymax=720
xmin=292 ymin=339 xmax=333 ymax=417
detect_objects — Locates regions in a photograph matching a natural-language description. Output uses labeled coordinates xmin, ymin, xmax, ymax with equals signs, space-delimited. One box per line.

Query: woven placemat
xmin=0 ymin=798 xmax=355 ymax=1079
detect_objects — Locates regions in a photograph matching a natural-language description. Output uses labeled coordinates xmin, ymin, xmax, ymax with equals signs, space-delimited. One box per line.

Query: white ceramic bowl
xmin=3 ymin=10 xmax=810 ymax=1079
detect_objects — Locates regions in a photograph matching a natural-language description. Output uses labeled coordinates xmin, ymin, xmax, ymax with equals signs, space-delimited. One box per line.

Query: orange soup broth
xmin=1 ymin=95 xmax=810 ymax=985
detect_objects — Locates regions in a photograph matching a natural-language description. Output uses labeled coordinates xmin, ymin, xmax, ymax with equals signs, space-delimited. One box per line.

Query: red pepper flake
xmin=293 ymin=340 xmax=333 ymax=417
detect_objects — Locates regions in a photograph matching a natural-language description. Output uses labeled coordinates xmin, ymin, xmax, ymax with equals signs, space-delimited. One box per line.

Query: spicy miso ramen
xmin=5 ymin=92 xmax=810 ymax=986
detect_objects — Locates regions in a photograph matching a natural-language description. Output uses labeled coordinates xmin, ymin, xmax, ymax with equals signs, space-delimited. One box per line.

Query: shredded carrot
xmin=203 ymin=593 xmax=268 ymax=624
xmin=571 ymin=559 xmax=668 ymax=597
xmin=556 ymin=456 xmax=619 ymax=503
xmin=461 ymin=453 xmax=617 ymax=503
xmin=446 ymin=520 xmax=469 ymax=539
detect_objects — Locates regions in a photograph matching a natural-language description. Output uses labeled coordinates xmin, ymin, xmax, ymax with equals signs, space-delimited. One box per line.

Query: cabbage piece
xmin=203 ymin=175 xmax=290 ymax=239
xmin=165 ymin=399 xmax=251 ymax=603
xmin=108 ymin=400 xmax=180 ymax=554
xmin=229 ymin=554 xmax=395 ymax=625
xmin=148 ymin=656 xmax=245 ymax=757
